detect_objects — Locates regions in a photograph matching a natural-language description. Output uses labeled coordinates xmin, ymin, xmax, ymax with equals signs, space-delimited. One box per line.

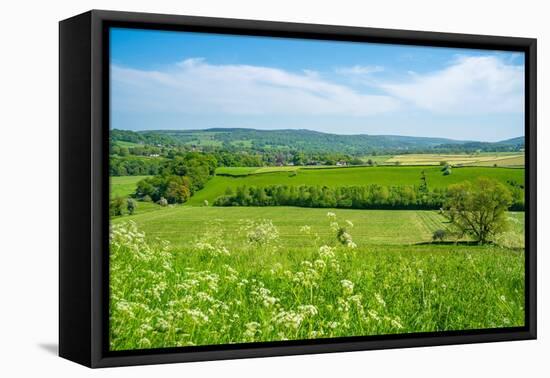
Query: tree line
xmin=110 ymin=152 xmax=217 ymax=215
xmin=213 ymin=181 xmax=524 ymax=211
xmin=213 ymin=184 xmax=449 ymax=210
xmin=110 ymin=149 xmax=369 ymax=177
xmin=133 ymin=152 xmax=216 ymax=203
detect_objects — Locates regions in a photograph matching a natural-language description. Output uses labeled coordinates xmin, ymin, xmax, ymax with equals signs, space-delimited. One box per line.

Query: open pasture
xmin=110 ymin=206 xmax=525 ymax=350
xmin=386 ymin=153 xmax=524 ymax=167
xmin=110 ymin=175 xmax=150 ymax=198
xmin=112 ymin=205 xmax=524 ymax=249
xmin=189 ymin=165 xmax=524 ymax=205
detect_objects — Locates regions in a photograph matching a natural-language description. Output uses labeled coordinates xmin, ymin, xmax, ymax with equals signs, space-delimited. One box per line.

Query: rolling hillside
xmin=111 ymin=128 xmax=525 ymax=155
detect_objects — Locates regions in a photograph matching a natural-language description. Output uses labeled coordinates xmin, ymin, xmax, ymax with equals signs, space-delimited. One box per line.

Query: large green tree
xmin=444 ymin=177 xmax=512 ymax=244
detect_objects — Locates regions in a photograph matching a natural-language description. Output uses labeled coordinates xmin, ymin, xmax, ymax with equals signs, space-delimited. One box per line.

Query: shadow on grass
xmin=415 ymin=241 xmax=485 ymax=246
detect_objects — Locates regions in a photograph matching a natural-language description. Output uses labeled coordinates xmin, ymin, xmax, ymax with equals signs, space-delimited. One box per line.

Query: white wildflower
xmin=341 ymin=279 xmax=354 ymax=295
xmin=375 ymin=293 xmax=386 ymax=307
xmin=327 ymin=321 xmax=339 ymax=329
xmin=319 ymin=245 xmax=335 ymax=259
xmin=299 ymin=225 xmax=312 ymax=234
xmin=244 ymin=322 xmax=261 ymax=339
xmin=298 ymin=305 xmax=319 ymax=317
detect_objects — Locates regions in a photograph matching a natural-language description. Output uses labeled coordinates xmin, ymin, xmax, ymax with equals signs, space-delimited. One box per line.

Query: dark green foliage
xmin=507 ymin=180 xmax=525 ymax=211
xmin=126 ymin=198 xmax=137 ymax=215
xmin=110 ymin=197 xmax=125 ymax=216
xmin=135 ymin=175 xmax=191 ymax=204
xmin=165 ymin=176 xmax=191 ymax=203
xmin=432 ymin=229 xmax=447 ymax=241
xmin=110 ymin=156 xmax=164 ymax=176
xmin=133 ymin=152 xmax=215 ymax=204
xmin=419 ymin=170 xmax=428 ymax=193
xmin=444 ymin=177 xmax=513 ymax=243
xmin=214 ymin=184 xmax=448 ymax=210
xmin=112 ymin=128 xmax=524 ymax=155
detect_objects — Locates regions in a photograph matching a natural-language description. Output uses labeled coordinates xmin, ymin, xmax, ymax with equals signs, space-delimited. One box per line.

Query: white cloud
xmin=112 ymin=55 xmax=524 ymax=121
xmin=336 ymin=65 xmax=384 ymax=75
xmin=378 ymin=55 xmax=524 ymax=114
xmin=111 ymin=58 xmax=398 ymax=117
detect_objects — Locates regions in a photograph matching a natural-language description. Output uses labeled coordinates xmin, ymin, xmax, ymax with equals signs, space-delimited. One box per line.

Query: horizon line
xmin=112 ymin=127 xmax=525 ymax=144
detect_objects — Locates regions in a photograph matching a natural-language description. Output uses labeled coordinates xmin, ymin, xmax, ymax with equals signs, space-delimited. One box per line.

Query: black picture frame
xmin=59 ymin=9 xmax=537 ymax=368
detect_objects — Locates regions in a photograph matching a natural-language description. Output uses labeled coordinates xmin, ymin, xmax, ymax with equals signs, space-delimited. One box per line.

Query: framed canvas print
xmin=59 ymin=10 xmax=537 ymax=368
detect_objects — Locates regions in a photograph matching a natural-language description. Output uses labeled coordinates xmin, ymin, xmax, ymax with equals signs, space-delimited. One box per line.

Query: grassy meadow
xmin=109 ymin=164 xmax=525 ymax=350
xmin=188 ymin=165 xmax=523 ymax=205
xmin=385 ymin=152 xmax=524 ymax=166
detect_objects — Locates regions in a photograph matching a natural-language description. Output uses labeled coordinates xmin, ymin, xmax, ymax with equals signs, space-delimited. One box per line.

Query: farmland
xmin=188 ymin=165 xmax=524 ymax=205
xmin=385 ymin=152 xmax=524 ymax=167
xmin=106 ymin=32 xmax=527 ymax=352
xmin=109 ymin=152 xmax=526 ymax=351
xmin=111 ymin=175 xmax=150 ymax=197
xmin=110 ymin=206 xmax=525 ymax=350
xmin=111 ymin=204 xmax=524 ymax=249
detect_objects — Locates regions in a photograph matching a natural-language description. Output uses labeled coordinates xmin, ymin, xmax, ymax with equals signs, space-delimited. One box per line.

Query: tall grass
xmin=109 ymin=212 xmax=524 ymax=351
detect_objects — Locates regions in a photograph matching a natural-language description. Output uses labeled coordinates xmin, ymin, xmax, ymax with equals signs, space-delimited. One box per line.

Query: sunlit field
xmin=385 ymin=152 xmax=524 ymax=166
xmin=109 ymin=159 xmax=525 ymax=351
xmin=186 ymin=166 xmax=524 ymax=205
xmin=106 ymin=28 xmax=528 ymax=354
xmin=110 ymin=209 xmax=524 ymax=350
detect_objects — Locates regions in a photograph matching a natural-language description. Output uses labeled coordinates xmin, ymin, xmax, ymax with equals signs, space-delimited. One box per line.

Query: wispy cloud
xmin=112 ymin=58 xmax=398 ymax=117
xmin=378 ymin=55 xmax=524 ymax=114
xmin=112 ymin=55 xmax=524 ymax=124
xmin=335 ymin=65 xmax=385 ymax=75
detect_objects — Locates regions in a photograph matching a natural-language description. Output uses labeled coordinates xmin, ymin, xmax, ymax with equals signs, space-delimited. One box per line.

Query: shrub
xmin=432 ymin=229 xmax=447 ymax=242
xmin=126 ymin=198 xmax=137 ymax=215
xmin=110 ymin=197 xmax=125 ymax=216
xmin=158 ymin=197 xmax=168 ymax=207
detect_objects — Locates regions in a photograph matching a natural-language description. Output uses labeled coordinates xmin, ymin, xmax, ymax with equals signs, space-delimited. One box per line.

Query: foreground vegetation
xmin=110 ymin=210 xmax=524 ymax=350
xmin=108 ymin=142 xmax=526 ymax=350
xmin=111 ymin=205 xmax=524 ymax=248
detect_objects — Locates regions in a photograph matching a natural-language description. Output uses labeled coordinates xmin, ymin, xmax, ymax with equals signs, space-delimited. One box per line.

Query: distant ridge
xmin=497 ymin=136 xmax=525 ymax=145
xmin=112 ymin=128 xmax=524 ymax=154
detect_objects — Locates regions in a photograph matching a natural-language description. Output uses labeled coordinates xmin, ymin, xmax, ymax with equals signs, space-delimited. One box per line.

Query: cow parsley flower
xmin=341 ymin=279 xmax=354 ymax=295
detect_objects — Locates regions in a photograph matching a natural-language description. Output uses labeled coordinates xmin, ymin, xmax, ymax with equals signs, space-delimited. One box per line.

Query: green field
xmin=109 ymin=164 xmax=525 ymax=351
xmin=111 ymin=176 xmax=165 ymax=216
xmin=386 ymin=153 xmax=524 ymax=167
xmin=112 ymin=164 xmax=524 ymax=207
xmin=111 ymin=175 xmax=149 ymax=197
xmin=114 ymin=140 xmax=142 ymax=148
xmin=112 ymin=205 xmax=524 ymax=249
xmin=360 ymin=155 xmax=394 ymax=164
xmin=188 ymin=165 xmax=524 ymax=205
xmin=110 ymin=206 xmax=525 ymax=350
xmin=465 ymin=155 xmax=525 ymax=167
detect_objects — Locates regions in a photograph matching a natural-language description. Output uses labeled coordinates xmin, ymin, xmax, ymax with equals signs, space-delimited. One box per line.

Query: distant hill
xmin=497 ymin=136 xmax=525 ymax=145
xmin=111 ymin=128 xmax=524 ymax=155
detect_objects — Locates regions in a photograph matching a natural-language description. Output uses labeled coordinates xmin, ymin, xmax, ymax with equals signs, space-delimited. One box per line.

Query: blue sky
xmin=110 ymin=27 xmax=525 ymax=142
